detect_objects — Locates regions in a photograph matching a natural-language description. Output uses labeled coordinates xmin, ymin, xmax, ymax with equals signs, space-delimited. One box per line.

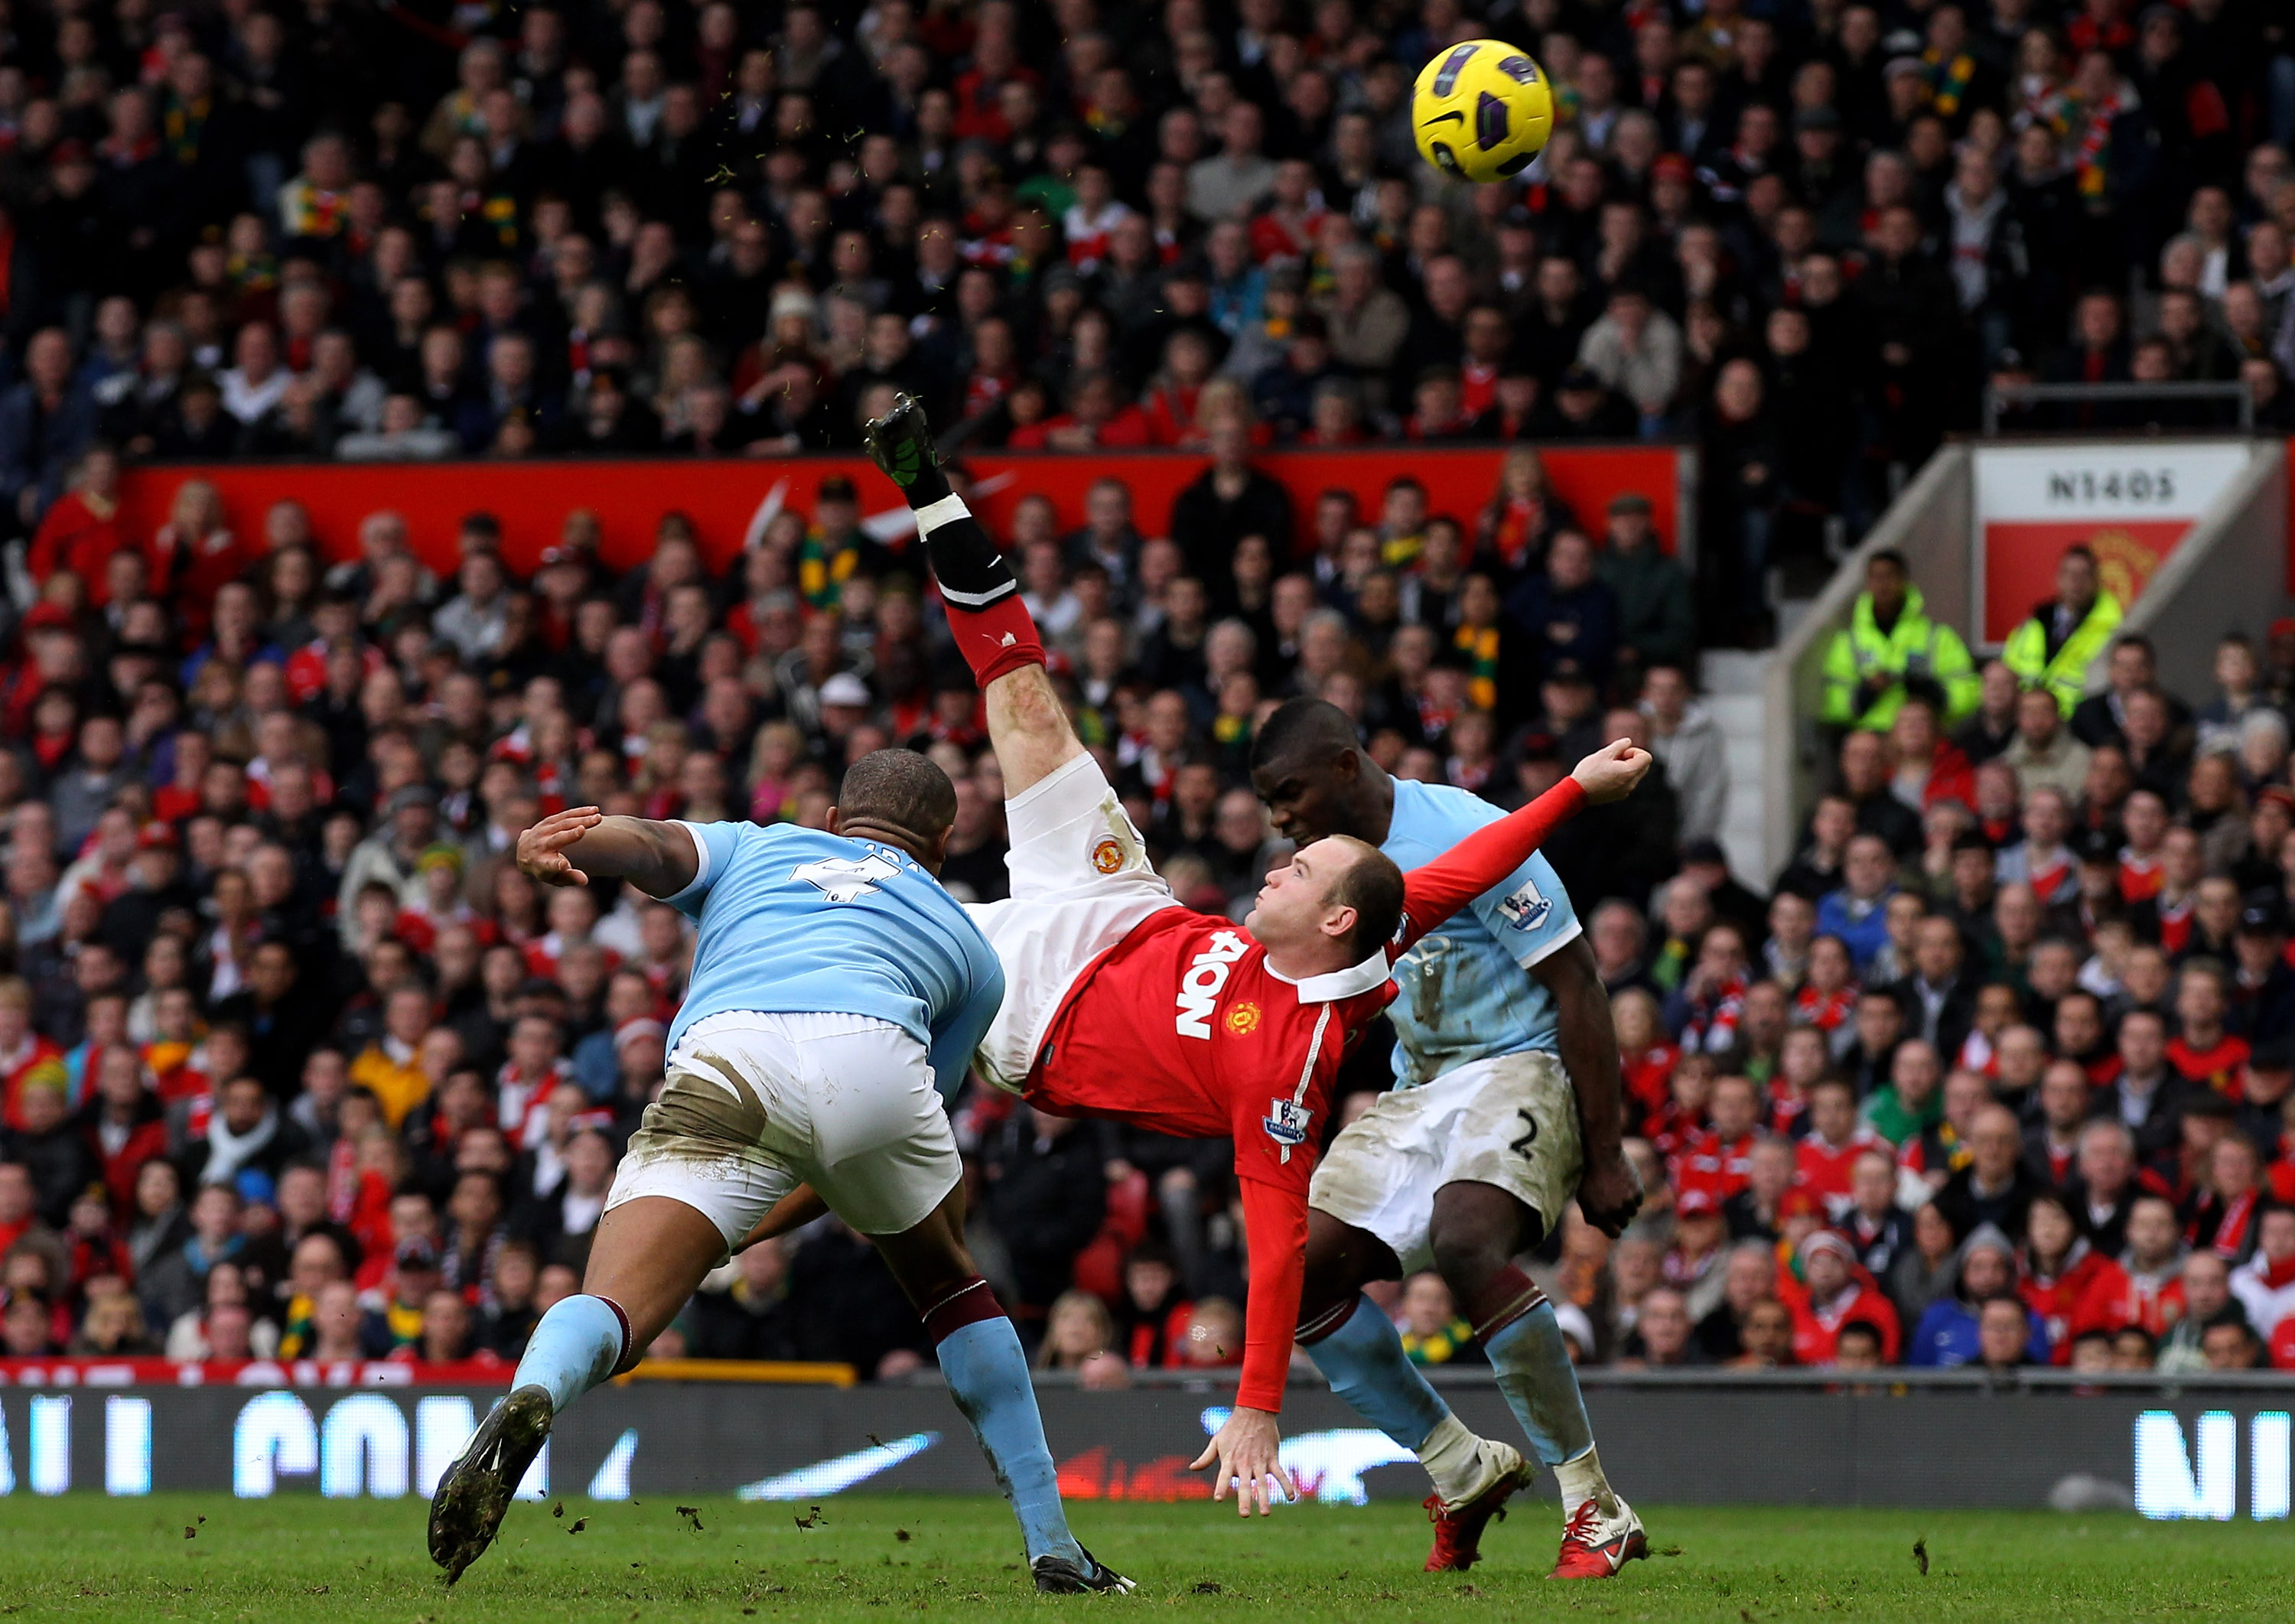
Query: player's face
xmin=1252 ymin=750 xmax=1365 ymax=845
xmin=1245 ymin=838 xmax=1356 ymax=953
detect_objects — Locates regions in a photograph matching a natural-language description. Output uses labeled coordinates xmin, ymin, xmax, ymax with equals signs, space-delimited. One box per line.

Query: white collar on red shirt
xmin=1265 ymin=947 xmax=1390 ymax=1004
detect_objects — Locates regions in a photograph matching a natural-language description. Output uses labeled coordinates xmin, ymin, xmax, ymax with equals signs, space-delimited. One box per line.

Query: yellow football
xmin=1411 ymin=40 xmax=1555 ymax=184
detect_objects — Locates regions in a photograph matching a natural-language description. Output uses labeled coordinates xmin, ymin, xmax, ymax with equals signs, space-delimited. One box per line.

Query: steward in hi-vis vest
xmin=2001 ymin=543 xmax=2124 ymax=716
xmin=1821 ymin=550 xmax=1980 ymax=730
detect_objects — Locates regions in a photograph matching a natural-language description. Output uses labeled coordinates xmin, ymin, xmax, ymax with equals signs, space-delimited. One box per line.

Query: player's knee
xmin=1428 ymin=1228 xmax=1512 ymax=1299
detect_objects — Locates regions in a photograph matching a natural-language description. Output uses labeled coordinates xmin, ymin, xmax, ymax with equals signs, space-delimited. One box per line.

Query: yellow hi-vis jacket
xmin=1820 ymin=586 xmax=1981 ymax=729
xmin=2002 ymin=592 xmax=2124 ymax=716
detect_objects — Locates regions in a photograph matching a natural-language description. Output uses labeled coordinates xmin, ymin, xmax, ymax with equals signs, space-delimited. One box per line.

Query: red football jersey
xmin=1026 ymin=776 xmax=1593 ymax=1411
xmin=1030 ymin=910 xmax=1393 ymax=1194
xmin=1672 ymin=1128 xmax=1755 ymax=1206
xmin=1795 ymin=1126 xmax=1890 ymax=1214
xmin=2168 ymin=1033 xmax=2249 ymax=1096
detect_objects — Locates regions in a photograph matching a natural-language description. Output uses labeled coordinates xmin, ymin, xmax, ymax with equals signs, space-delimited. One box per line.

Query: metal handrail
xmin=1982 ymin=379 xmax=2255 ymax=434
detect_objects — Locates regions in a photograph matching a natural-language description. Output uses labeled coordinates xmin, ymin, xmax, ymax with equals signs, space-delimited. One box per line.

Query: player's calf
xmin=1460 ymin=1256 xmax=1633 ymax=1562
xmin=880 ymin=1199 xmax=1128 ymax=1591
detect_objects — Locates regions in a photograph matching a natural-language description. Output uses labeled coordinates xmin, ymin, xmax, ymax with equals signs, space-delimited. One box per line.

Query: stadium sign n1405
xmin=1971 ymin=442 xmax=2251 ymax=644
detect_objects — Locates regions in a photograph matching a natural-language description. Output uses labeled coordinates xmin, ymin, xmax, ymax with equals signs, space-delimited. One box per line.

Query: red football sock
xmin=921 ymin=1276 xmax=1006 ymax=1343
xmin=945 ymin=594 xmax=1047 ymax=687
xmin=1466 ymin=1265 xmax=1548 ymax=1342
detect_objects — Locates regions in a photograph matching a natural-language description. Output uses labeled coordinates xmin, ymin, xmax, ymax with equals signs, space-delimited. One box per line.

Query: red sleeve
xmin=1234 ymin=1176 xmax=1307 ymax=1413
xmin=1394 ymin=778 xmax=1588 ymax=956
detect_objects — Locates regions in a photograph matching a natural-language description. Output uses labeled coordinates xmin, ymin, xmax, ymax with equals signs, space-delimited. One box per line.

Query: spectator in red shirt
xmin=2118 ymin=789 xmax=2170 ymax=902
xmin=1886 ymin=698 xmax=1974 ymax=812
xmin=1796 ymin=1077 xmax=1889 ymax=1216
xmin=1672 ymin=1073 xmax=1761 ymax=1206
xmin=1006 ymin=371 xmax=1155 ymax=451
xmin=147 ymin=479 xmax=255 ymax=645
xmin=2020 ymin=1192 xmax=2129 ymax=1365
xmin=0 ymin=978 xmax=67 ymax=1131
xmin=1138 ymin=330 xmax=1219 ymax=447
xmin=1785 ymin=1229 xmax=1901 ymax=1365
xmin=2168 ymin=960 xmax=2249 ymax=1096
xmin=26 ymin=446 xmax=127 ymax=605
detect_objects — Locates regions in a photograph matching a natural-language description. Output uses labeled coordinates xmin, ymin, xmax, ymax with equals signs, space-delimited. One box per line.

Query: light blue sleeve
xmin=926 ymin=950 xmax=1007 ymax=1102
xmin=1464 ymin=848 xmax=1583 ymax=969
xmin=659 ymin=820 xmax=744 ymax=919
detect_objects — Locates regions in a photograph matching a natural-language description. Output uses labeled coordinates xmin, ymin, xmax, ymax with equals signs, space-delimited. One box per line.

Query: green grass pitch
xmin=0 ymin=1492 xmax=2286 ymax=1623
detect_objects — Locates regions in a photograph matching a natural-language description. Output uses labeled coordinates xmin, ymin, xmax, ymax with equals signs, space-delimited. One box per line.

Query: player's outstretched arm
xmin=516 ymin=808 xmax=701 ymax=898
xmin=1190 ymin=1180 xmax=1306 ymax=1516
xmin=1393 ymin=740 xmax=1650 ymax=952
xmin=1571 ymin=736 xmax=1655 ymax=803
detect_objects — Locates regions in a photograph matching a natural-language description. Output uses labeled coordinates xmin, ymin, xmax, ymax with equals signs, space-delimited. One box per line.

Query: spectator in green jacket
xmin=1821 ymin=550 xmax=1981 ymax=730
xmin=1599 ymin=491 xmax=1696 ymax=682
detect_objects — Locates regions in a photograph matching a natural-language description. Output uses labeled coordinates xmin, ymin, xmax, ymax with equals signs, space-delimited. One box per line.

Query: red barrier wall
xmin=114 ymin=445 xmax=1686 ymax=580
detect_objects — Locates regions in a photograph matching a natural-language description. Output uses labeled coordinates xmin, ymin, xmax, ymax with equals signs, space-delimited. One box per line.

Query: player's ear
xmin=825 ymin=805 xmax=845 ymax=836
xmin=1323 ymin=902 xmax=1358 ymax=945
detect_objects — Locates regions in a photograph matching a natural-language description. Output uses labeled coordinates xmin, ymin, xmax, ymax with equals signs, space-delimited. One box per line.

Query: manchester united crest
xmin=1090 ymin=838 xmax=1124 ymax=874
xmin=1224 ymin=1001 xmax=1261 ymax=1036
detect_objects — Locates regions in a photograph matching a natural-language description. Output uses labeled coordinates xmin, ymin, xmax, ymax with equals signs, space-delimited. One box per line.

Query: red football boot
xmin=1548 ymin=1494 xmax=1648 ymax=1580
xmin=1421 ymin=1445 xmax=1527 ymax=1572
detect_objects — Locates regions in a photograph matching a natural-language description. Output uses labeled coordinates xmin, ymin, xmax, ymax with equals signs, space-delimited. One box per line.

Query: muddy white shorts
xmin=965 ymin=750 xmax=1177 ymax=1093
xmin=1307 ymin=1050 xmax=1584 ymax=1272
xmin=606 ymin=1010 xmax=959 ymax=1246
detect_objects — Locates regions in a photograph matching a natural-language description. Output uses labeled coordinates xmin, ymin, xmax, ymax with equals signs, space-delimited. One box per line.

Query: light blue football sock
xmin=1484 ymin=1300 xmax=1596 ymax=1469
xmin=936 ymin=1317 xmax=1084 ymax=1567
xmin=511 ymin=1294 xmax=627 ymax=1415
xmin=1306 ymin=1294 xmax=1451 ymax=1450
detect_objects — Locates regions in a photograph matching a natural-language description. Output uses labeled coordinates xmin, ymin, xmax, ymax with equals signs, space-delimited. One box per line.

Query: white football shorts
xmin=965 ymin=750 xmax=1177 ymax=1093
xmin=1308 ymin=1050 xmax=1584 ymax=1271
xmin=607 ymin=1009 xmax=959 ymax=1245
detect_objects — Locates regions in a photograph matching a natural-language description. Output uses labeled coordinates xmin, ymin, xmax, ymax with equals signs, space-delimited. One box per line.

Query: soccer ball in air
xmin=1411 ymin=40 xmax=1554 ymax=184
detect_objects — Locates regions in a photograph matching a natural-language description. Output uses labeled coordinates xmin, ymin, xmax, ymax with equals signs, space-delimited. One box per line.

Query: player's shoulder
xmin=1385 ymin=778 xmax=1507 ymax=851
xmin=739 ymin=825 xmax=952 ymax=896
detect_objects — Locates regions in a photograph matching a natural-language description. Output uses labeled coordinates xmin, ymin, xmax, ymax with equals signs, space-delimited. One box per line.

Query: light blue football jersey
xmin=662 ymin=822 xmax=1005 ymax=1098
xmin=1380 ymin=779 xmax=1583 ymax=1086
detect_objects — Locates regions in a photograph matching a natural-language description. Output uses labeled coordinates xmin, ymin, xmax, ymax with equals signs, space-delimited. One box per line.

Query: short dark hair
xmin=838 ymin=748 xmax=958 ymax=841
xmin=1325 ymin=836 xmax=1404 ymax=959
xmin=1251 ymin=696 xmax=1359 ymax=772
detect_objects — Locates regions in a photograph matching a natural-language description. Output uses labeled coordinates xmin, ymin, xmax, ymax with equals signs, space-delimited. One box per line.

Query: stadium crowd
xmin=2 ymin=0 xmax=2292 ymax=639
xmin=0 ymin=0 xmax=2293 ymax=1387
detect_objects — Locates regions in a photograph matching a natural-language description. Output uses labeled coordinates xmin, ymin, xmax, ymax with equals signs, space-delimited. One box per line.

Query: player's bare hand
xmin=1577 ymin=1147 xmax=1646 ymax=1237
xmin=516 ymin=807 xmax=604 ymax=887
xmin=1190 ymin=1406 xmax=1296 ymax=1517
xmin=1571 ymin=738 xmax=1653 ymax=804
